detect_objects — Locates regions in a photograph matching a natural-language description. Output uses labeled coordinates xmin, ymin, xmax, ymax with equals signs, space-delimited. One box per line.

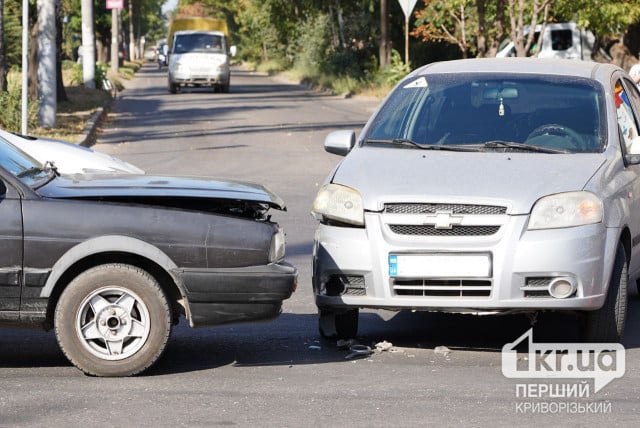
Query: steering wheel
xmin=525 ymin=124 xmax=584 ymax=151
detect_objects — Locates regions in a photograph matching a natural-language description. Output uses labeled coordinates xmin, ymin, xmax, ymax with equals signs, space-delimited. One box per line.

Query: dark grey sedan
xmin=0 ymin=137 xmax=296 ymax=376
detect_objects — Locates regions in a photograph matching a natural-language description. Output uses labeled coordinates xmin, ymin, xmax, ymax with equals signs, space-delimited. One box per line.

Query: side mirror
xmin=0 ymin=180 xmax=6 ymax=196
xmin=324 ymin=130 xmax=356 ymax=156
xmin=229 ymin=46 xmax=237 ymax=57
xmin=625 ymin=154 xmax=640 ymax=165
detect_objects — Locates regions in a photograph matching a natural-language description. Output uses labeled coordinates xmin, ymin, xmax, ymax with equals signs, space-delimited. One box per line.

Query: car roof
xmin=414 ymin=58 xmax=621 ymax=80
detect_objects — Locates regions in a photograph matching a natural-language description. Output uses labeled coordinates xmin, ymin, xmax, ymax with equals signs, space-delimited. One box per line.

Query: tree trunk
xmin=486 ymin=0 xmax=506 ymax=57
xmin=56 ymin=0 xmax=67 ymax=102
xmin=0 ymin=0 xmax=7 ymax=92
xmin=379 ymin=0 xmax=390 ymax=68
xmin=476 ymin=0 xmax=487 ymax=57
xmin=29 ymin=17 xmax=38 ymax=101
xmin=328 ymin=4 xmax=339 ymax=48
xmin=334 ymin=0 xmax=345 ymax=48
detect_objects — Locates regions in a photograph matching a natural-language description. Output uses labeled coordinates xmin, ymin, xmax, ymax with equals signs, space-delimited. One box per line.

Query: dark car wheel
xmin=168 ymin=82 xmax=178 ymax=94
xmin=318 ymin=308 xmax=359 ymax=340
xmin=54 ymin=264 xmax=171 ymax=376
xmin=582 ymin=243 xmax=628 ymax=343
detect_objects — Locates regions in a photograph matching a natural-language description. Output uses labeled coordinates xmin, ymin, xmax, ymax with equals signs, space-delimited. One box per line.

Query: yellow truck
xmin=167 ymin=18 xmax=229 ymax=48
xmin=166 ymin=18 xmax=236 ymax=93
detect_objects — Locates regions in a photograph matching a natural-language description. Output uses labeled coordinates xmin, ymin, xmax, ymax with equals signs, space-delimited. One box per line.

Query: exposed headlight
xmin=311 ymin=184 xmax=364 ymax=226
xmin=528 ymin=191 xmax=603 ymax=230
xmin=269 ymin=228 xmax=286 ymax=263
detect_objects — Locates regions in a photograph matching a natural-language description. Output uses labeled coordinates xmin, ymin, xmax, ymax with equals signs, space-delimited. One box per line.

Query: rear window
xmin=366 ymin=73 xmax=605 ymax=153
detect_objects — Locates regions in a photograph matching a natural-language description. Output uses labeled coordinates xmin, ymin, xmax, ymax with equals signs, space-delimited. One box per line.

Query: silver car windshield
xmin=365 ymin=73 xmax=606 ymax=153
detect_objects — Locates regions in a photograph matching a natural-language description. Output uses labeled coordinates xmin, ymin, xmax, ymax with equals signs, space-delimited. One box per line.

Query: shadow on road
xmin=0 ymin=292 xmax=638 ymax=375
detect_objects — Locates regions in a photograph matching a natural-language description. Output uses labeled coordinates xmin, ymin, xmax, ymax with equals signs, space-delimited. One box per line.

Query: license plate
xmin=389 ymin=253 xmax=491 ymax=278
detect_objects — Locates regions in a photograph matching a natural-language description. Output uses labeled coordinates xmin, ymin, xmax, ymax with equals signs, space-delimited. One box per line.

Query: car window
xmin=550 ymin=29 xmax=573 ymax=51
xmin=0 ymin=135 xmax=49 ymax=186
xmin=365 ymin=73 xmax=605 ymax=153
xmin=174 ymin=34 xmax=224 ymax=54
xmin=614 ymin=79 xmax=640 ymax=155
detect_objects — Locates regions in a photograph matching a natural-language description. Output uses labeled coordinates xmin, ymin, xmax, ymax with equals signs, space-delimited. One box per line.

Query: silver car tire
xmin=55 ymin=264 xmax=171 ymax=376
xmin=583 ymin=242 xmax=628 ymax=343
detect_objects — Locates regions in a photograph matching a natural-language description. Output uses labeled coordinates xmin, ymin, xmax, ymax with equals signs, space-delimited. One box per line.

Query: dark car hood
xmin=37 ymin=174 xmax=286 ymax=210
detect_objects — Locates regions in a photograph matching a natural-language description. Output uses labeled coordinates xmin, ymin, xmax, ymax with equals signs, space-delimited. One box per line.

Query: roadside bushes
xmin=0 ymin=77 xmax=38 ymax=132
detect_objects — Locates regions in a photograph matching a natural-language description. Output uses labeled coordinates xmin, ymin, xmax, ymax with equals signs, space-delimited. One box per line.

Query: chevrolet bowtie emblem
xmin=427 ymin=211 xmax=463 ymax=229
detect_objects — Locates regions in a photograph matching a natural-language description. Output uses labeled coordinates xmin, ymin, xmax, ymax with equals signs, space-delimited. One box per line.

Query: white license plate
xmin=389 ymin=254 xmax=491 ymax=278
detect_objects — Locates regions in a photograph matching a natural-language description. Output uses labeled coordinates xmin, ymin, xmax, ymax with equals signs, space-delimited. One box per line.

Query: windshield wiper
xmin=365 ymin=138 xmax=481 ymax=152
xmin=44 ymin=160 xmax=59 ymax=176
xmin=17 ymin=161 xmax=59 ymax=188
xmin=16 ymin=166 xmax=45 ymax=178
xmin=475 ymin=140 xmax=570 ymax=154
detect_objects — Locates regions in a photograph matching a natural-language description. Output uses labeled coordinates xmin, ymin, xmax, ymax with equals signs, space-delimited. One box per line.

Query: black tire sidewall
xmin=584 ymin=243 xmax=628 ymax=342
xmin=54 ymin=264 xmax=171 ymax=376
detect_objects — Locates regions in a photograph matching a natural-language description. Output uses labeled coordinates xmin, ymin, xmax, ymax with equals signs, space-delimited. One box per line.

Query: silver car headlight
xmin=311 ymin=183 xmax=364 ymax=226
xmin=528 ymin=191 xmax=603 ymax=230
xmin=269 ymin=228 xmax=286 ymax=263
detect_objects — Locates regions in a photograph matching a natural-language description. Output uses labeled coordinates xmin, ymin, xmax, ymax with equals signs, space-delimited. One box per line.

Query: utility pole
xmin=107 ymin=0 xmax=122 ymax=73
xmin=21 ymin=0 xmax=28 ymax=134
xmin=81 ymin=0 xmax=95 ymax=88
xmin=37 ymin=0 xmax=56 ymax=127
xmin=379 ymin=0 xmax=389 ymax=69
xmin=128 ymin=0 xmax=135 ymax=60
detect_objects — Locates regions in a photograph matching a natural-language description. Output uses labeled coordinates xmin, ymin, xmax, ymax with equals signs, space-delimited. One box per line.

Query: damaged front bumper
xmin=173 ymin=262 xmax=297 ymax=327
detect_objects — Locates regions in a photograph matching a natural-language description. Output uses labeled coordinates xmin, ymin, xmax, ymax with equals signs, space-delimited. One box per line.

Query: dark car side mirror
xmin=0 ymin=180 xmax=6 ymax=196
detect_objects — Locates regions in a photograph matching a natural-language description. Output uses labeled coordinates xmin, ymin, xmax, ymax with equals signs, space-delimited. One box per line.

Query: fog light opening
xmin=324 ymin=276 xmax=347 ymax=296
xmin=548 ymin=278 xmax=577 ymax=299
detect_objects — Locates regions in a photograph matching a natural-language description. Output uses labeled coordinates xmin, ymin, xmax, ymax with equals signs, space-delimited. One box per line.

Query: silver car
xmin=311 ymin=58 xmax=640 ymax=342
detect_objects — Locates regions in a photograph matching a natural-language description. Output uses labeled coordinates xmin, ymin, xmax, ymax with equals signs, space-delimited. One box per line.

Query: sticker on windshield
xmin=403 ymin=77 xmax=428 ymax=89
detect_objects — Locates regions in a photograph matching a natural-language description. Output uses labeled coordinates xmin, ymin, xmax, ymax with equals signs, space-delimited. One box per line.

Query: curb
xmin=79 ymin=104 xmax=107 ymax=148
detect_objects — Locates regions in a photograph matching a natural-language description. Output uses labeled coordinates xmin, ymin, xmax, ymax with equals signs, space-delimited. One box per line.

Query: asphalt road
xmin=1 ymin=63 xmax=639 ymax=426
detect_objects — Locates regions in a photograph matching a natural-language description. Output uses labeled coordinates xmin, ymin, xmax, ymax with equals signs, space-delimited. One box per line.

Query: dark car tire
xmin=582 ymin=243 xmax=628 ymax=343
xmin=54 ymin=264 xmax=171 ymax=377
xmin=168 ymin=82 xmax=178 ymax=94
xmin=318 ymin=308 xmax=359 ymax=340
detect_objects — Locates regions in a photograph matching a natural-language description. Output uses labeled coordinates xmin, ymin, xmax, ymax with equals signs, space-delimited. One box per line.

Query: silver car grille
xmin=384 ymin=203 xmax=507 ymax=215
xmin=393 ymin=279 xmax=492 ymax=297
xmin=389 ymin=225 xmax=500 ymax=236
xmin=383 ymin=202 xmax=507 ymax=238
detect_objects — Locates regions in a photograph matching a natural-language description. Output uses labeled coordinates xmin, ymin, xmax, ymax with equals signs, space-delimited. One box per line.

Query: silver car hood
xmin=331 ymin=147 xmax=606 ymax=214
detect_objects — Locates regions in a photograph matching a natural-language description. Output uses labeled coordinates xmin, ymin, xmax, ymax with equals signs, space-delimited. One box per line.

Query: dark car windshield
xmin=174 ymin=33 xmax=225 ymax=54
xmin=365 ymin=73 xmax=606 ymax=153
xmin=0 ymin=135 xmax=51 ymax=187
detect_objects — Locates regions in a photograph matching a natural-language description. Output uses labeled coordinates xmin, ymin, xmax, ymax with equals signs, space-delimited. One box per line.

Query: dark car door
xmin=0 ymin=176 xmax=23 ymax=312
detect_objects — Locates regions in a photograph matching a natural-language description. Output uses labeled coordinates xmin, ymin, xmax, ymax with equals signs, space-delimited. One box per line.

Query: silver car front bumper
xmin=313 ymin=212 xmax=618 ymax=313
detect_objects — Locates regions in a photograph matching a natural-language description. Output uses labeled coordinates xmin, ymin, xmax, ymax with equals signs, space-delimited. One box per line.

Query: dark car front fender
xmin=40 ymin=235 xmax=181 ymax=298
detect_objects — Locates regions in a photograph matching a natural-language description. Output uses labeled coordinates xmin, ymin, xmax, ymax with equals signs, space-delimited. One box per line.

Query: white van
xmin=497 ymin=22 xmax=595 ymax=60
xmin=167 ymin=30 xmax=234 ymax=93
